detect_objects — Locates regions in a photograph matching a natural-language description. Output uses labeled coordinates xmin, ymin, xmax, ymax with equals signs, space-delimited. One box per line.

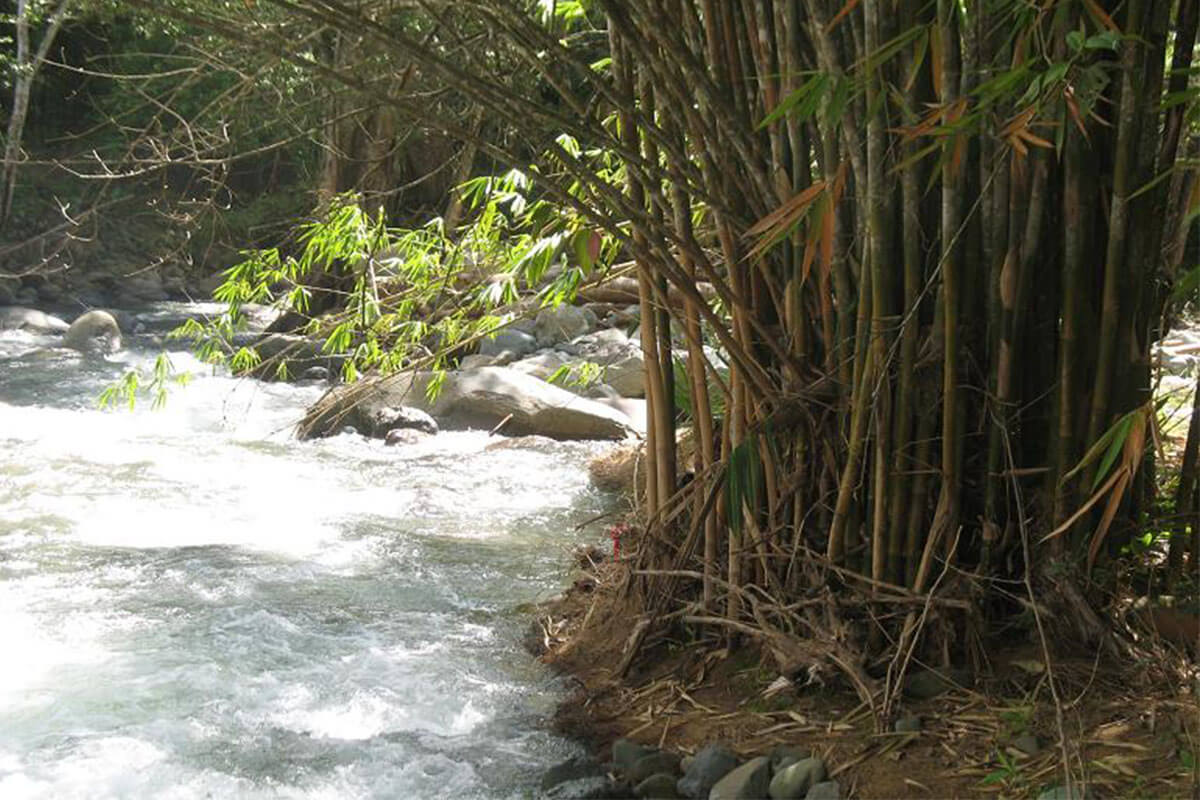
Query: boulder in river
xmin=676 ymin=743 xmax=738 ymax=799
xmin=245 ymin=333 xmax=346 ymax=379
xmin=300 ymin=366 xmax=637 ymax=441
xmin=363 ymin=405 xmax=439 ymax=437
xmin=709 ymin=756 xmax=770 ymax=800
xmin=535 ymin=304 xmax=597 ymax=346
xmin=478 ymin=328 xmax=537 ymax=358
xmin=64 ymin=309 xmax=122 ymax=354
xmin=0 ymin=306 xmax=70 ymax=333
xmin=384 ymin=428 xmax=429 ymax=447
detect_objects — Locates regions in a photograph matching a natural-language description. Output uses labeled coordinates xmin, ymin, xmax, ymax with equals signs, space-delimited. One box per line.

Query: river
xmin=0 ymin=303 xmax=610 ymax=799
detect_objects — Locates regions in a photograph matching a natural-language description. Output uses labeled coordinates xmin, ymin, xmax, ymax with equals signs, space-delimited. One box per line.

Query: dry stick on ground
xmin=1000 ymin=415 xmax=1075 ymax=795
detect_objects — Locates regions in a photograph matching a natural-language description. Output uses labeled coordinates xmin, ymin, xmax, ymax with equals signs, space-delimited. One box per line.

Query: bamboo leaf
xmin=1088 ymin=470 xmax=1129 ymax=571
xmin=1063 ymin=408 xmax=1136 ymax=483
xmin=1040 ymin=468 xmax=1122 ymax=544
xmin=906 ymin=29 xmax=929 ymax=92
xmin=930 ymin=22 xmax=943 ymax=98
xmin=1092 ymin=414 xmax=1132 ymax=491
xmin=759 ymin=73 xmax=829 ymax=129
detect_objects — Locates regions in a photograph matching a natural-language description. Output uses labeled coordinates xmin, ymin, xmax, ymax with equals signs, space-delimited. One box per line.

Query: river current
xmin=0 ymin=303 xmax=610 ymax=799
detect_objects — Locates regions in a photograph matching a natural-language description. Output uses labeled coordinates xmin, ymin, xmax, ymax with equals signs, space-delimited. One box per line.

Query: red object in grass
xmin=608 ymin=522 xmax=629 ymax=559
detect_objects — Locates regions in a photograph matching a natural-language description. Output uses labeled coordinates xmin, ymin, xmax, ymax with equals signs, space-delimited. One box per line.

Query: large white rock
xmin=508 ymin=350 xmax=572 ymax=382
xmin=300 ymin=366 xmax=637 ymax=441
xmin=63 ymin=309 xmax=122 ymax=354
xmin=0 ymin=306 xmax=70 ymax=333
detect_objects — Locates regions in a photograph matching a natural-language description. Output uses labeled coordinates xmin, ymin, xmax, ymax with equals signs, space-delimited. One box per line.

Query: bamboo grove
xmin=128 ymin=0 xmax=1200 ymax=676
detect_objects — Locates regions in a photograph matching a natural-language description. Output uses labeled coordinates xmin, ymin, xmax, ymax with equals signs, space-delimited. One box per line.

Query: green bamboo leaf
xmin=1092 ymin=415 xmax=1133 ymax=492
xmin=758 ymin=72 xmax=828 ymax=129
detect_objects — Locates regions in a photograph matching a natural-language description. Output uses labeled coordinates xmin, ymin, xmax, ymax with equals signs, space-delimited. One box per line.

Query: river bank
xmin=530 ymin=551 xmax=1199 ymax=799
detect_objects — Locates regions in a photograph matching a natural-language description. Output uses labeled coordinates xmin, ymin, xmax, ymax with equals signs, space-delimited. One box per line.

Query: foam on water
xmin=0 ymin=303 xmax=611 ymax=798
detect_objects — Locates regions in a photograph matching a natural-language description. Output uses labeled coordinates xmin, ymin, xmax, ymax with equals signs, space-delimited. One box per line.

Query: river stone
xmin=384 ymin=428 xmax=429 ymax=447
xmin=536 ymin=304 xmax=597 ymax=346
xmin=248 ymin=333 xmax=346 ymax=378
xmin=805 ymin=780 xmax=840 ymax=800
xmin=541 ymin=755 xmax=607 ymax=791
xmin=613 ymin=739 xmax=659 ymax=774
xmin=460 ymin=353 xmax=504 ymax=370
xmin=893 ymin=715 xmax=922 ymax=733
xmin=604 ymin=354 xmax=645 ymax=397
xmin=628 ymin=752 xmax=682 ymax=783
xmin=300 ymin=366 xmax=329 ymax=382
xmin=508 ymin=350 xmax=572 ymax=382
xmin=64 ymin=309 xmax=122 ymax=354
xmin=636 ymin=773 xmax=682 ymax=799
xmin=768 ymin=747 xmax=808 ymax=774
xmin=566 ymin=327 xmax=632 ymax=356
xmin=300 ymin=367 xmax=637 ymax=441
xmin=709 ymin=756 xmax=770 ymax=800
xmin=676 ymin=744 xmax=738 ymax=799
xmin=902 ymin=667 xmax=970 ymax=699
xmin=0 ymin=306 xmax=70 ymax=333
xmin=479 ymin=328 xmax=537 ymax=358
xmin=769 ymin=757 xmax=825 ymax=800
xmin=366 ymin=405 xmax=439 ymax=437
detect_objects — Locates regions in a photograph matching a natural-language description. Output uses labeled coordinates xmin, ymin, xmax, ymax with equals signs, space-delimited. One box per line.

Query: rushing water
xmin=0 ymin=303 xmax=612 ymax=799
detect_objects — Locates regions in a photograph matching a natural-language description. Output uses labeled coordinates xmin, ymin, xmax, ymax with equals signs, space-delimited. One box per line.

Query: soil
xmin=534 ymin=554 xmax=1200 ymax=799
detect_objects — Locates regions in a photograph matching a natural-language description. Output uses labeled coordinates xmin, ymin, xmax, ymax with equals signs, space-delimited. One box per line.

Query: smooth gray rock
xmin=479 ymin=328 xmax=537 ymax=358
xmin=804 ymin=781 xmax=840 ymax=800
xmin=613 ymin=739 xmax=659 ymax=775
xmin=64 ymin=309 xmax=122 ymax=354
xmin=459 ymin=353 xmax=503 ymax=370
xmin=366 ymin=406 xmax=439 ymax=437
xmin=768 ymin=747 xmax=808 ymax=774
xmin=893 ymin=715 xmax=922 ymax=733
xmin=0 ymin=306 xmax=70 ymax=333
xmin=636 ymin=773 xmax=682 ymax=799
xmin=541 ymin=755 xmax=607 ymax=791
xmin=300 ymin=367 xmax=637 ymax=441
xmin=246 ymin=333 xmax=345 ymax=378
xmin=508 ymin=350 xmax=572 ymax=382
xmin=676 ymin=744 xmax=738 ymax=799
xmin=566 ymin=327 xmax=633 ymax=356
xmin=628 ymin=752 xmax=681 ymax=783
xmin=535 ymin=304 xmax=597 ymax=346
xmin=300 ymin=366 xmax=329 ymax=382
xmin=603 ymin=354 xmax=645 ymax=397
xmin=769 ymin=757 xmax=825 ymax=800
xmin=709 ymin=756 xmax=770 ymax=800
